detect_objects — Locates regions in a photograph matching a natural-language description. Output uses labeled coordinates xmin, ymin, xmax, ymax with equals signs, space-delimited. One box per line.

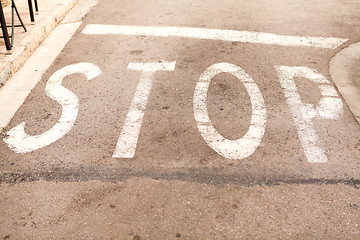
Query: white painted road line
xmin=112 ymin=61 xmax=176 ymax=159
xmin=0 ymin=22 xmax=82 ymax=131
xmin=194 ymin=63 xmax=266 ymax=160
xmin=276 ymin=66 xmax=343 ymax=163
xmin=81 ymin=25 xmax=348 ymax=49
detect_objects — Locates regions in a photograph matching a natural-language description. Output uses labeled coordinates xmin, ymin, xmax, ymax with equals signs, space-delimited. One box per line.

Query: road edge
xmin=329 ymin=41 xmax=360 ymax=124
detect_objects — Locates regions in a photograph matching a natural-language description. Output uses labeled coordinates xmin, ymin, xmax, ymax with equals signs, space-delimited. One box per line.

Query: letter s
xmin=4 ymin=63 xmax=101 ymax=153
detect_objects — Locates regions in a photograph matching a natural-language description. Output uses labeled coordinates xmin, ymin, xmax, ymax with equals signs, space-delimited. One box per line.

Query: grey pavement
xmin=0 ymin=0 xmax=359 ymax=239
xmin=0 ymin=0 xmax=358 ymax=126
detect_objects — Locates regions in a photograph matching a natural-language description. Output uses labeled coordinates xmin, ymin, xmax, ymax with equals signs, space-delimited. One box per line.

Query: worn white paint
xmin=4 ymin=63 xmax=102 ymax=153
xmin=0 ymin=22 xmax=82 ymax=131
xmin=194 ymin=63 xmax=266 ymax=160
xmin=81 ymin=24 xmax=348 ymax=49
xmin=112 ymin=61 xmax=176 ymax=158
xmin=276 ymin=66 xmax=343 ymax=163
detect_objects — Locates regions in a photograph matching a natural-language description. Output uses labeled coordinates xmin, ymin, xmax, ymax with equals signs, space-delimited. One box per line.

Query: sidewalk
xmin=0 ymin=0 xmax=79 ymax=87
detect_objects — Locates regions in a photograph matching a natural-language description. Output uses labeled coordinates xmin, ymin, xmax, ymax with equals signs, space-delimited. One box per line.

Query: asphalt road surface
xmin=1 ymin=0 xmax=359 ymax=239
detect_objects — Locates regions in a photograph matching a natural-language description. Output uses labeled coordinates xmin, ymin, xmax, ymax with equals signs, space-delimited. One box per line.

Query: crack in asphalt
xmin=0 ymin=167 xmax=359 ymax=188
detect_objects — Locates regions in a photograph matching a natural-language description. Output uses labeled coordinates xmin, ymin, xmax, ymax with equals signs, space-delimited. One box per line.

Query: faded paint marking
xmin=194 ymin=63 xmax=267 ymax=160
xmin=81 ymin=25 xmax=348 ymax=49
xmin=112 ymin=61 xmax=176 ymax=158
xmin=276 ymin=66 xmax=343 ymax=163
xmin=0 ymin=22 xmax=82 ymax=131
xmin=4 ymin=63 xmax=102 ymax=153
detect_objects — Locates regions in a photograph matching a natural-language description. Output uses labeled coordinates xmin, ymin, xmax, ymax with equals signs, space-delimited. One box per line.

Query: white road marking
xmin=4 ymin=63 xmax=102 ymax=153
xmin=81 ymin=24 xmax=348 ymax=49
xmin=276 ymin=66 xmax=343 ymax=163
xmin=112 ymin=61 xmax=176 ymax=158
xmin=194 ymin=63 xmax=266 ymax=160
xmin=0 ymin=22 xmax=82 ymax=131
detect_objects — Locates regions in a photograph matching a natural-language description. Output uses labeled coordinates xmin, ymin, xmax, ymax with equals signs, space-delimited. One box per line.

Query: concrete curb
xmin=0 ymin=0 xmax=79 ymax=87
xmin=329 ymin=41 xmax=360 ymax=124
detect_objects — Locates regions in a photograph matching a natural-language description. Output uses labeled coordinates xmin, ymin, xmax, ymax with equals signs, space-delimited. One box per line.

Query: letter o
xmin=193 ymin=63 xmax=266 ymax=159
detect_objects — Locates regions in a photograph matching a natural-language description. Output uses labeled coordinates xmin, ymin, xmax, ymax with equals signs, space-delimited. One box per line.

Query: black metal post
xmin=11 ymin=0 xmax=27 ymax=47
xmin=34 ymin=0 xmax=38 ymax=12
xmin=27 ymin=0 xmax=34 ymax=22
xmin=12 ymin=0 xmax=26 ymax=32
xmin=0 ymin=2 xmax=11 ymax=50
